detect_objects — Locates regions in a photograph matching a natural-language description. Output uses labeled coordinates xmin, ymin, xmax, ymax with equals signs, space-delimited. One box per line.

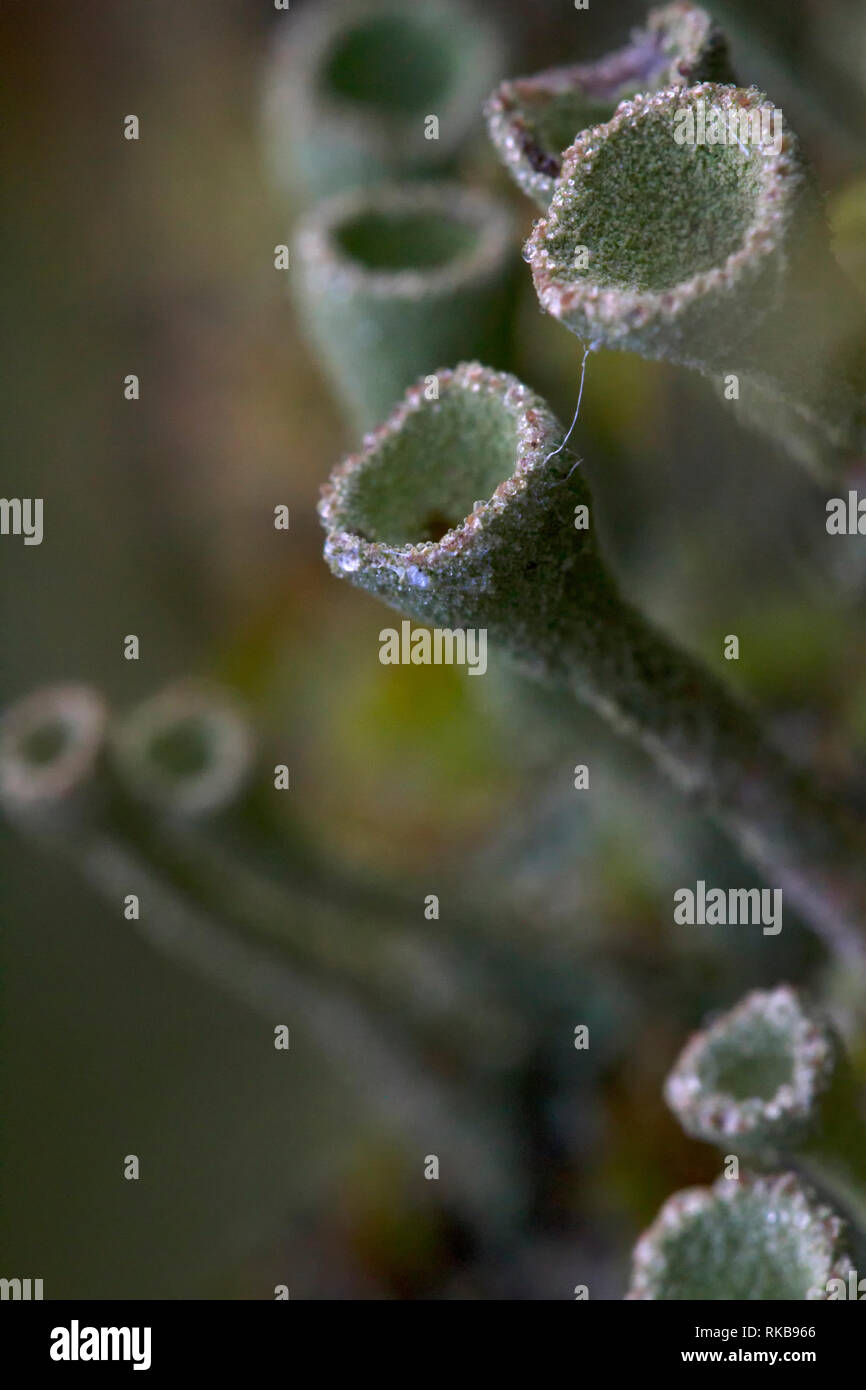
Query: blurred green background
xmin=2 ymin=0 xmax=865 ymax=1298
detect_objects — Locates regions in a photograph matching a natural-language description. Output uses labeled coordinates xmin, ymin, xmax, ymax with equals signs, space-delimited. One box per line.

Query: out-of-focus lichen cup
xmin=263 ymin=0 xmax=504 ymax=205
xmin=293 ymin=183 xmax=516 ymax=431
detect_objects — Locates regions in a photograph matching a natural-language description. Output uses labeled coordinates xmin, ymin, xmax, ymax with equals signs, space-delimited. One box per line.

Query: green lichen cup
xmin=664 ymin=987 xmax=837 ymax=1155
xmin=110 ymin=682 xmax=254 ymax=821
xmin=318 ymin=360 xmax=608 ymax=656
xmin=320 ymin=362 xmax=866 ymax=962
xmin=628 ymin=1172 xmax=853 ymax=1300
xmin=485 ymin=2 xmax=733 ymax=210
xmin=0 ymin=683 xmax=108 ymax=824
xmin=527 ymin=83 xmax=866 ymax=476
xmin=293 ymin=184 xmax=516 ymax=431
xmin=263 ymin=0 xmax=504 ymax=204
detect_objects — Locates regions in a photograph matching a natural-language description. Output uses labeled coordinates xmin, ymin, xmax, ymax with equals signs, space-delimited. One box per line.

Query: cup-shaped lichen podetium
xmin=485 ymin=2 xmax=733 ymax=210
xmin=263 ymin=0 xmax=503 ymax=204
xmin=110 ymin=683 xmax=254 ymax=821
xmin=319 ymin=361 xmax=613 ymax=672
xmin=0 ymin=684 xmax=108 ymax=824
xmin=528 ymin=84 xmax=866 ymax=474
xmin=293 ymin=185 xmax=516 ymax=432
xmin=628 ymin=1173 xmax=853 ymax=1300
xmin=320 ymin=363 xmax=866 ymax=963
xmin=529 ymin=85 xmax=806 ymax=363
xmin=664 ymin=987 xmax=837 ymax=1155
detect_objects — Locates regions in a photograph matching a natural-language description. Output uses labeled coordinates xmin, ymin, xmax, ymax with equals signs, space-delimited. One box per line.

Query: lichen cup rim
xmin=485 ymin=66 xmax=619 ymax=209
xmin=484 ymin=1 xmax=730 ymax=207
xmin=294 ymin=182 xmax=514 ymax=302
xmin=627 ymin=1171 xmax=853 ymax=1300
xmin=644 ymin=0 xmax=729 ymax=77
xmin=528 ymin=84 xmax=802 ymax=341
xmin=268 ymin=0 xmax=503 ymax=163
xmin=664 ymin=986 xmax=836 ymax=1149
xmin=0 ymin=683 xmax=108 ymax=809
xmin=110 ymin=681 xmax=254 ymax=818
xmin=318 ymin=361 xmax=566 ymax=588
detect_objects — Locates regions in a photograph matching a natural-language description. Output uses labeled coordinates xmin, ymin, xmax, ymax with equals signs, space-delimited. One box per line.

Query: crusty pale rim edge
xmin=319 ymin=362 xmax=565 ymax=580
xmin=294 ymin=182 xmax=514 ymax=301
xmin=528 ymin=85 xmax=801 ymax=335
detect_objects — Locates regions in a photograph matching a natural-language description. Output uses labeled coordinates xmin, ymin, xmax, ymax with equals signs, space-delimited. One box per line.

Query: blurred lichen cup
xmin=527 ymin=84 xmax=866 ymax=476
xmin=293 ymin=184 xmax=515 ymax=431
xmin=263 ymin=0 xmax=503 ymax=204
xmin=485 ymin=1 xmax=733 ymax=210
xmin=628 ymin=1173 xmax=853 ymax=1300
xmin=110 ymin=682 xmax=254 ymax=821
xmin=664 ymin=986 xmax=837 ymax=1155
xmin=0 ymin=683 xmax=108 ymax=826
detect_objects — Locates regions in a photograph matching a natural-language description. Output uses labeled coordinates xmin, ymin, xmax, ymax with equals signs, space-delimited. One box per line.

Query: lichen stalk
xmin=320 ymin=363 xmax=866 ymax=961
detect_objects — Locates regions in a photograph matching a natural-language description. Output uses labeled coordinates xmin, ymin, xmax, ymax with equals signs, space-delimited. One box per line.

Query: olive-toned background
xmin=2 ymin=0 xmax=865 ymax=1298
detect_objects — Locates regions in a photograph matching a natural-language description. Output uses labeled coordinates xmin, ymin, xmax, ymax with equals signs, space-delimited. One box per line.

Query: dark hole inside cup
xmin=334 ymin=208 xmax=478 ymax=273
xmin=323 ymin=16 xmax=456 ymax=116
xmin=341 ymin=385 xmax=519 ymax=546
xmin=698 ymin=1022 xmax=794 ymax=1102
xmin=22 ymin=719 xmax=69 ymax=766
xmin=147 ymin=718 xmax=213 ymax=780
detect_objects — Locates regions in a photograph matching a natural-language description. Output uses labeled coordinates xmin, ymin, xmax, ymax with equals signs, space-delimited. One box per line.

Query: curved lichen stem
xmin=125 ymin=806 xmax=529 ymax=1078
xmin=79 ymin=826 xmax=527 ymax=1234
xmin=106 ymin=682 xmax=540 ymax=1074
xmin=793 ymin=1153 xmax=866 ymax=1258
xmin=559 ymin=595 xmax=866 ymax=965
xmin=0 ymin=681 xmax=530 ymax=1235
xmin=320 ymin=363 xmax=866 ymax=965
xmin=793 ymin=1064 xmax=866 ymax=1247
xmin=5 ymin=679 xmax=609 ymax=1083
xmin=0 ymin=680 xmax=613 ymax=1070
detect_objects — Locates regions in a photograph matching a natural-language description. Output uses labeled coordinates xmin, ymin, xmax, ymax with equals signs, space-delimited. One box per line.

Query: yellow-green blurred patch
xmin=263 ymin=593 xmax=519 ymax=872
xmin=829 ymin=178 xmax=866 ymax=297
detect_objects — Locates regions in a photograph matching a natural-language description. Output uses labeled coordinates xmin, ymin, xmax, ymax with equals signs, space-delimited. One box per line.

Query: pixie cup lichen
xmin=319 ymin=361 xmax=606 ymax=656
xmin=529 ymin=85 xmax=807 ymax=363
xmin=628 ymin=1172 xmax=853 ymax=1300
xmin=0 ymin=683 xmax=108 ymax=821
xmin=293 ymin=184 xmax=515 ymax=431
xmin=263 ymin=0 xmax=503 ymax=203
xmin=527 ymin=83 xmax=866 ymax=476
xmin=664 ymin=987 xmax=837 ymax=1154
xmin=485 ymin=2 xmax=733 ymax=210
xmin=664 ymin=984 xmax=866 ymax=1242
xmin=110 ymin=682 xmax=254 ymax=820
xmin=320 ymin=362 xmax=866 ymax=961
